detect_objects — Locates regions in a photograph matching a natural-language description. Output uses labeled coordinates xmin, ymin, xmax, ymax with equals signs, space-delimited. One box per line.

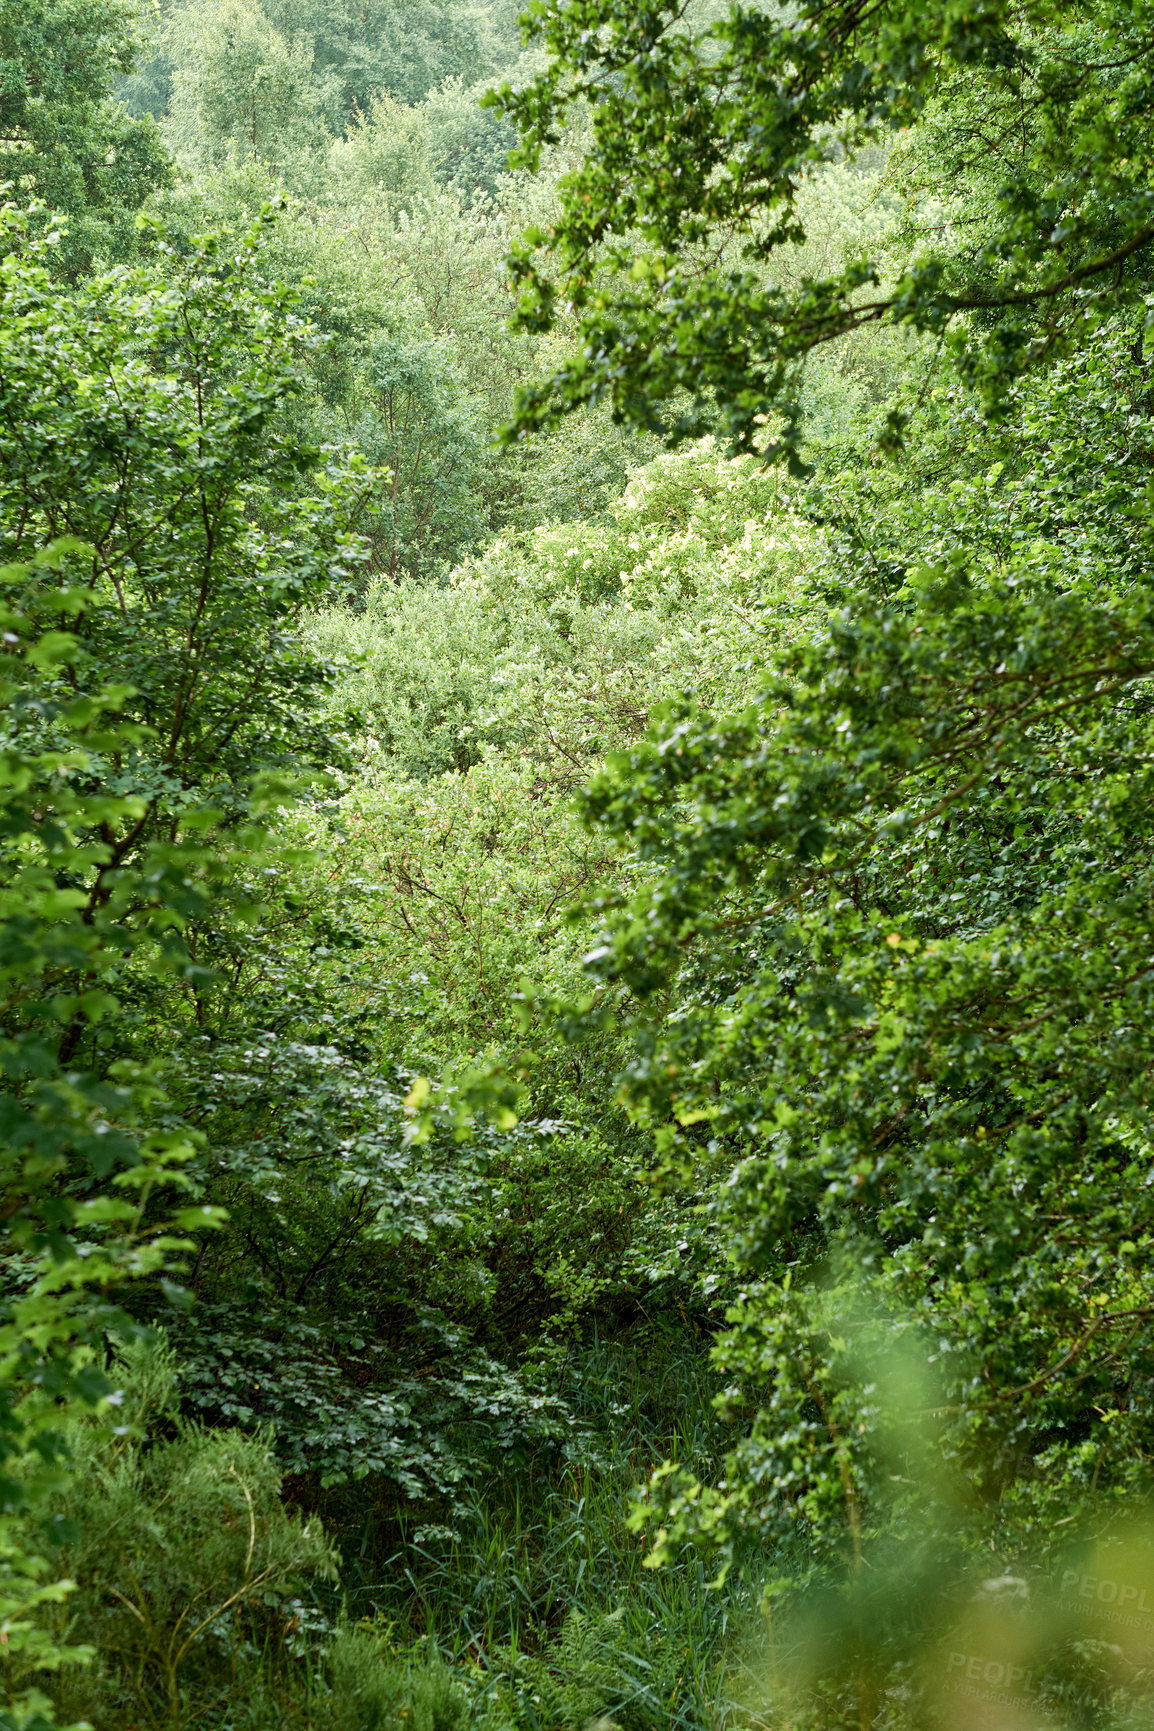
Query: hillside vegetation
xmin=4 ymin=2 xmax=1154 ymax=1728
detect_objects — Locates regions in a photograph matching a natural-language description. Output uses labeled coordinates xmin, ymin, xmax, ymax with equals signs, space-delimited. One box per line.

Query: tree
xmin=484 ymin=2 xmax=1154 ymax=1713
xmin=341 ymin=323 xmax=487 ymax=583
xmin=559 ymin=326 xmax=1154 ymax=1717
xmin=490 ymin=0 xmax=1154 ymax=463
xmin=262 ymin=0 xmax=500 ymax=129
xmin=0 ymin=0 xmax=170 ymax=272
xmin=162 ymin=0 xmax=324 ymax=175
xmin=0 ymin=198 xmax=367 ymax=1724
xmin=157 ymin=0 xmax=505 ymax=156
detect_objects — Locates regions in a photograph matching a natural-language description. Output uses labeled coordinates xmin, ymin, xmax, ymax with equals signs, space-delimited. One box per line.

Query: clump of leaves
xmin=44 ymin=1340 xmax=337 ymax=1729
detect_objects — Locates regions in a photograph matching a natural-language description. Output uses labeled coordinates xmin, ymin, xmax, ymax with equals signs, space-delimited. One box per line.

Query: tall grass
xmin=336 ymin=1320 xmax=775 ymax=1730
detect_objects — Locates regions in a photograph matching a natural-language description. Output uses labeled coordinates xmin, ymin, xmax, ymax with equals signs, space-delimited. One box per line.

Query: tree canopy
xmin=491 ymin=0 xmax=1154 ymax=462
xmin=0 ymin=0 xmax=170 ymax=270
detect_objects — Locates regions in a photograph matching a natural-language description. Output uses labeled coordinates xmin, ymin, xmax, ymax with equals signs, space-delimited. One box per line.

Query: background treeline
xmin=5 ymin=1 xmax=1154 ymax=1729
xmin=121 ymin=0 xmax=659 ymax=574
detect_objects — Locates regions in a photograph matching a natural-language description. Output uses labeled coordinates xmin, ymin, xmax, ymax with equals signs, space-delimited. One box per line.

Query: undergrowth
xmin=32 ymin=1324 xmax=777 ymax=1731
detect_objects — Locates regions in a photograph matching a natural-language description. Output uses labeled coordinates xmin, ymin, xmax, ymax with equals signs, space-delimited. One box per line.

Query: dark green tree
xmin=262 ymin=0 xmax=496 ymax=127
xmin=490 ymin=0 xmax=1154 ymax=462
xmin=566 ymin=325 xmax=1154 ymax=1710
xmin=0 ymin=0 xmax=170 ymax=272
xmin=487 ymin=3 xmax=1154 ymax=1712
xmin=0 ymin=199 xmax=369 ymax=1723
xmin=343 ymin=323 xmax=487 ymax=583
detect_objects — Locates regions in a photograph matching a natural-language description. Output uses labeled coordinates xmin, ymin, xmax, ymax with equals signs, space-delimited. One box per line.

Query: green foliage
xmin=323 ymin=1634 xmax=467 ymax=1731
xmin=155 ymin=0 xmax=520 ymax=172
xmin=0 ymin=0 xmax=170 ymax=272
xmin=285 ymin=445 xmax=815 ymax=1364
xmin=23 ymin=3 xmax=1154 ymax=1724
xmin=0 ymin=200 xmax=370 ymax=1063
xmin=45 ymin=1342 xmax=337 ymax=1728
xmin=158 ymin=1035 xmax=583 ymax=1508
xmin=492 ymin=0 xmax=1154 ymax=459
xmin=147 ymin=41 xmax=661 ymax=551
xmin=0 ymin=199 xmax=368 ymax=1726
xmin=249 ymin=0 xmax=507 ymax=129
xmin=151 ymin=133 xmax=602 ymax=562
xmin=262 ymin=0 xmax=502 ymax=128
xmin=479 ymin=1603 xmax=731 ymax=1731
xmin=101 ymin=445 xmax=816 ymax=1627
xmin=420 ymin=76 xmax=521 ymax=205
xmin=163 ymin=0 xmax=325 ymax=174
xmin=350 ymin=1326 xmax=750 ymax=1731
xmin=551 ymin=323 xmax=1154 ymax=1715
xmin=311 ymin=441 xmax=813 ymax=782
xmin=337 ymin=321 xmax=487 ymax=583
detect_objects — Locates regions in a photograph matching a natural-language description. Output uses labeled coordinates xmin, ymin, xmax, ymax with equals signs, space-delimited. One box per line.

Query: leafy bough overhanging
xmin=580 ymin=546 xmax=1154 ymax=1572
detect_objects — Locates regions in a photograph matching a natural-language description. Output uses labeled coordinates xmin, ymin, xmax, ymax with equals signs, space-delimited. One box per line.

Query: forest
xmin=4 ymin=0 xmax=1154 ymax=1725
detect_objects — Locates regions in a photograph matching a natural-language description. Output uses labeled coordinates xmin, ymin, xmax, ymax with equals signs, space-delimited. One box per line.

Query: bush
xmin=41 ymin=1342 xmax=338 ymax=1729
